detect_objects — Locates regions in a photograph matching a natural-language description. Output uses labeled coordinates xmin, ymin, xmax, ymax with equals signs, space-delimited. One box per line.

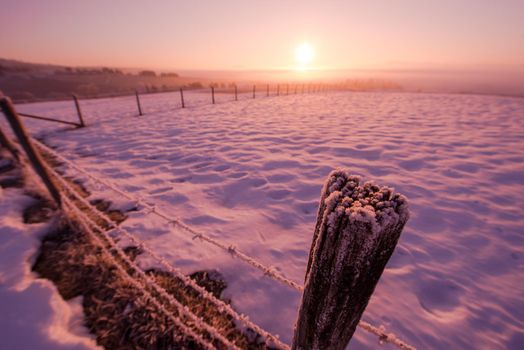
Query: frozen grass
xmin=30 ymin=151 xmax=278 ymax=349
xmin=32 ymin=217 xmax=275 ymax=349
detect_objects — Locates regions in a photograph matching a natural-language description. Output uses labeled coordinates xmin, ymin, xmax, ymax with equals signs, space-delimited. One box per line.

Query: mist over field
xmin=2 ymin=57 xmax=523 ymax=103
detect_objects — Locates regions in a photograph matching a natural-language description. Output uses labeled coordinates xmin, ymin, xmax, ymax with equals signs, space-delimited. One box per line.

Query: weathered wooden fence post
xmin=72 ymin=94 xmax=85 ymax=127
xmin=292 ymin=170 xmax=409 ymax=350
xmin=253 ymin=84 xmax=256 ymax=99
xmin=135 ymin=90 xmax=143 ymax=116
xmin=0 ymin=123 xmax=19 ymax=160
xmin=180 ymin=87 xmax=185 ymax=108
xmin=266 ymin=84 xmax=269 ymax=97
xmin=234 ymin=84 xmax=238 ymax=101
xmin=211 ymin=86 xmax=215 ymax=104
xmin=0 ymin=92 xmax=19 ymax=159
xmin=286 ymin=84 xmax=289 ymax=95
xmin=277 ymin=84 xmax=280 ymax=96
xmin=0 ymin=96 xmax=62 ymax=206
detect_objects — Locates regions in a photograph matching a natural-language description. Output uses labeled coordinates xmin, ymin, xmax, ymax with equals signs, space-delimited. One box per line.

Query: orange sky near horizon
xmin=1 ymin=0 xmax=524 ymax=72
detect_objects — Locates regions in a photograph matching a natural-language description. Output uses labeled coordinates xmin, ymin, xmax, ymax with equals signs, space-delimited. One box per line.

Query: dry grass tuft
xmin=32 ymin=217 xmax=274 ymax=349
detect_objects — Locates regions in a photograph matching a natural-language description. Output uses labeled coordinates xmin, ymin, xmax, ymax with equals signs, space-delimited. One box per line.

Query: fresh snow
xmin=0 ymin=170 xmax=100 ymax=349
xmin=5 ymin=90 xmax=524 ymax=349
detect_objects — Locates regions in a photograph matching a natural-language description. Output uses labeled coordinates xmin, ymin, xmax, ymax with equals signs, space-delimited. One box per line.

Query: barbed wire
xmin=34 ymin=139 xmax=416 ymax=350
xmin=43 ymin=147 xmax=290 ymax=350
xmin=35 ymin=139 xmax=303 ymax=291
xmin=60 ymin=196 xmax=219 ymax=350
xmin=52 ymin=171 xmax=242 ymax=350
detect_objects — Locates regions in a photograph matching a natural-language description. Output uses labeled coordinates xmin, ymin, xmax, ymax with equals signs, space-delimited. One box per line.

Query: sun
xmin=295 ymin=42 xmax=314 ymax=67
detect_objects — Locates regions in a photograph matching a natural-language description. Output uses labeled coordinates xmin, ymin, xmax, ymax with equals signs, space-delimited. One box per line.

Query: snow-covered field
xmin=9 ymin=90 xmax=524 ymax=349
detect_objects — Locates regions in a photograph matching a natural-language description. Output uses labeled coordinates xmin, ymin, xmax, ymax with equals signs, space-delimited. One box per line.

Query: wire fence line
xmin=43 ymin=147 xmax=290 ymax=350
xmin=20 ymin=82 xmax=325 ymax=104
xmin=52 ymin=162 xmax=284 ymax=350
xmin=55 ymin=176 xmax=245 ymax=350
xmin=15 ymin=83 xmax=328 ymax=129
xmin=35 ymin=139 xmax=304 ymax=290
xmin=34 ymin=139 xmax=416 ymax=350
xmin=61 ymin=196 xmax=219 ymax=350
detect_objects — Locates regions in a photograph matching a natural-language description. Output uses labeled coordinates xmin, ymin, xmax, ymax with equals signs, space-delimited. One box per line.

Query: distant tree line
xmin=55 ymin=67 xmax=125 ymax=75
xmin=139 ymin=70 xmax=180 ymax=78
xmin=208 ymin=82 xmax=236 ymax=89
xmin=52 ymin=67 xmax=180 ymax=78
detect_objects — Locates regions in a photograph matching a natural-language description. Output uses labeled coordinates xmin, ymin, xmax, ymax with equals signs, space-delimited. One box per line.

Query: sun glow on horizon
xmin=295 ymin=42 xmax=314 ymax=69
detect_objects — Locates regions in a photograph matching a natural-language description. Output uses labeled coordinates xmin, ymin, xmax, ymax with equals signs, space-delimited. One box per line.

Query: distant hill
xmin=0 ymin=58 xmax=206 ymax=102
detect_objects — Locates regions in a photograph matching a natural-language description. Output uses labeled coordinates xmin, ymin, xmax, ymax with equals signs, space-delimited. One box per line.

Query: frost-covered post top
xmin=294 ymin=169 xmax=410 ymax=350
xmin=323 ymin=169 xmax=409 ymax=234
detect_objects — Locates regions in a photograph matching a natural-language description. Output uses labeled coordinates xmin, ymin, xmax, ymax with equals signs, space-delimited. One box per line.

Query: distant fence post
xmin=277 ymin=84 xmax=280 ymax=96
xmin=0 ymin=96 xmax=62 ymax=206
xmin=179 ymin=87 xmax=185 ymax=108
xmin=234 ymin=85 xmax=238 ymax=101
xmin=286 ymin=84 xmax=289 ymax=95
xmin=292 ymin=170 xmax=409 ymax=350
xmin=135 ymin=90 xmax=143 ymax=116
xmin=294 ymin=85 xmax=297 ymax=94
xmin=301 ymin=84 xmax=305 ymax=94
xmin=72 ymin=94 xmax=85 ymax=127
xmin=266 ymin=84 xmax=269 ymax=97
xmin=253 ymin=85 xmax=256 ymax=99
